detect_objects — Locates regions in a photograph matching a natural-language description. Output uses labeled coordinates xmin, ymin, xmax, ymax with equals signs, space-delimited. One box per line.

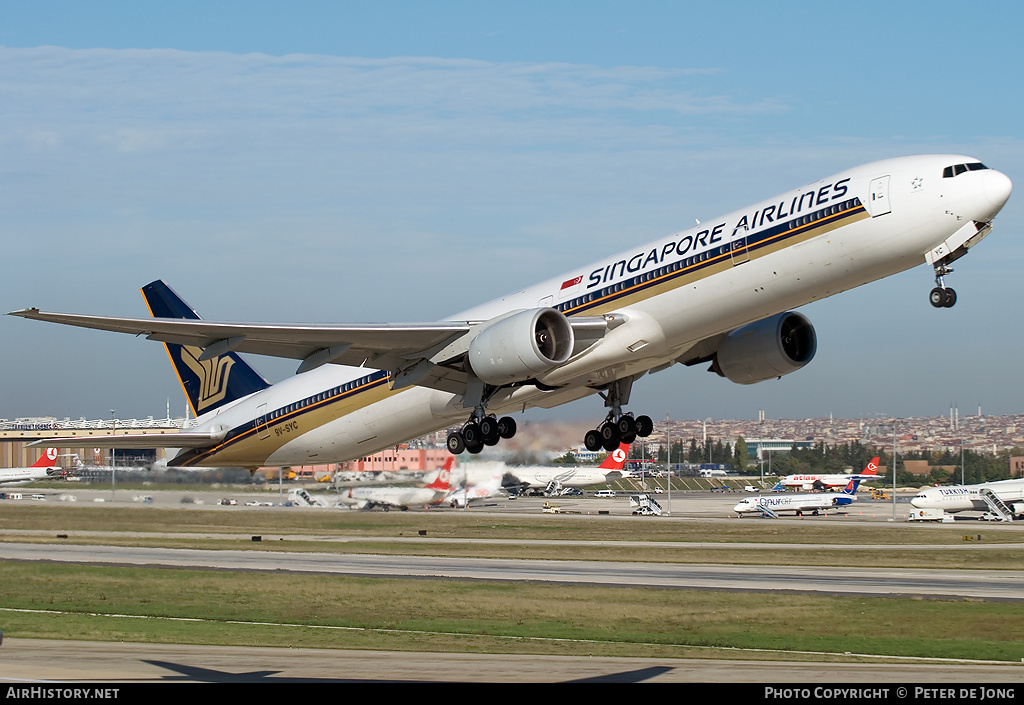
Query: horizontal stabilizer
xmin=27 ymin=430 xmax=227 ymax=450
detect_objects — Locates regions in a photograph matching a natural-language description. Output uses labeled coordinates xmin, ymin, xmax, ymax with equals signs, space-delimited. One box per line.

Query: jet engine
xmin=467 ymin=308 xmax=574 ymax=386
xmin=712 ymin=311 xmax=816 ymax=385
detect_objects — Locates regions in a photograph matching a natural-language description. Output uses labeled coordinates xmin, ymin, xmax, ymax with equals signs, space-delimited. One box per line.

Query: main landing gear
xmin=584 ymin=412 xmax=654 ymax=452
xmin=582 ymin=377 xmax=654 ymax=452
xmin=929 ymin=264 xmax=957 ymax=308
xmin=447 ymin=414 xmax=517 ymax=455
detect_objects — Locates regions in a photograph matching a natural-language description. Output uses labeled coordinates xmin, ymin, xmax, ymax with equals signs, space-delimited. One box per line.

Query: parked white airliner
xmin=337 ymin=458 xmax=453 ymax=511
xmin=505 ymin=441 xmax=632 ymax=493
xmin=10 ymin=156 xmax=1011 ymax=469
xmin=774 ymin=457 xmax=880 ymax=491
xmin=910 ymin=478 xmax=1024 ymax=520
xmin=734 ymin=477 xmax=864 ymax=517
xmin=0 ymin=449 xmax=64 ymax=485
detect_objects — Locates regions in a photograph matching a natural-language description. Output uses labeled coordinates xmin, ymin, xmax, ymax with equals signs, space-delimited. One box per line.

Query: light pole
xmin=891 ymin=420 xmax=898 ymax=522
xmin=665 ymin=415 xmax=671 ymax=516
xmin=109 ymin=410 xmax=116 ymax=502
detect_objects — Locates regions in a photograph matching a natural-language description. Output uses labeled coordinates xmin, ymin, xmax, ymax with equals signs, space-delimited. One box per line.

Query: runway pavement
xmin=2 ymin=639 xmax=1023 ymax=683
xmin=1 ymin=539 xmax=1022 ymax=600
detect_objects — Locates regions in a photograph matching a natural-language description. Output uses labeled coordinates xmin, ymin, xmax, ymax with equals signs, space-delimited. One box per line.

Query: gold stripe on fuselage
xmin=180 ymin=373 xmax=404 ymax=467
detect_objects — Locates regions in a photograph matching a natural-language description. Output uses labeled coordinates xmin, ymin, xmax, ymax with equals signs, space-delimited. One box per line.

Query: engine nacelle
xmin=467 ymin=308 xmax=574 ymax=386
xmin=713 ymin=311 xmax=816 ymax=385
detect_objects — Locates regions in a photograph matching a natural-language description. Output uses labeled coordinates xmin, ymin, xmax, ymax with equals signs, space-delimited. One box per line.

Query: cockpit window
xmin=943 ymin=162 xmax=989 ymax=178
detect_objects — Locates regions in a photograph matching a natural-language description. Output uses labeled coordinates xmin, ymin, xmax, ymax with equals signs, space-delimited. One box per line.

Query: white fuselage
xmin=0 ymin=468 xmax=56 ymax=485
xmin=173 ymin=155 xmax=1011 ymax=467
xmin=910 ymin=479 xmax=1024 ymax=515
xmin=338 ymin=484 xmax=449 ymax=510
xmin=510 ymin=465 xmax=620 ymax=489
xmin=734 ymin=491 xmax=856 ymax=516
xmin=780 ymin=473 xmax=877 ymax=490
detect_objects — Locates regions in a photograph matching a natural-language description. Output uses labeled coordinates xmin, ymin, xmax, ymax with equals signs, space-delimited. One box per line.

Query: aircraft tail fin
xmin=770 ymin=481 xmax=783 ymax=492
xmin=141 ymin=280 xmax=270 ymax=417
xmin=424 ymin=456 xmax=454 ymax=491
xmin=599 ymin=442 xmax=631 ymax=470
xmin=31 ymin=448 xmax=59 ymax=468
xmin=861 ymin=457 xmax=880 ymax=477
xmin=842 ymin=477 xmax=862 ymax=495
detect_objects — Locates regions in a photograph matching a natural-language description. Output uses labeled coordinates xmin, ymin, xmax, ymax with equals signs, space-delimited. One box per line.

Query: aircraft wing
xmin=8 ymin=308 xmax=469 ymax=366
xmin=8 ymin=308 xmax=610 ymax=395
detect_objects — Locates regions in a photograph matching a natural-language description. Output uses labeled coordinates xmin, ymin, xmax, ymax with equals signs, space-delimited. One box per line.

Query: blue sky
xmin=1 ymin=1 xmax=1022 ymax=425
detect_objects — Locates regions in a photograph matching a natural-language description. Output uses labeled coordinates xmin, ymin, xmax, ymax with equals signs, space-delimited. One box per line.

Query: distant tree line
xmin=672 ymin=438 xmax=1023 ymax=486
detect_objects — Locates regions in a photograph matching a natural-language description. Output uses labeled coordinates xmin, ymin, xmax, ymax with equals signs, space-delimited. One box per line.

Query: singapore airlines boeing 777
xmin=9 ymin=155 xmax=1012 ymax=469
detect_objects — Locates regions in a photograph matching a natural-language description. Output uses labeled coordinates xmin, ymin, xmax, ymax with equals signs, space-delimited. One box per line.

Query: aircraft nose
xmin=984 ymin=169 xmax=1013 ymax=214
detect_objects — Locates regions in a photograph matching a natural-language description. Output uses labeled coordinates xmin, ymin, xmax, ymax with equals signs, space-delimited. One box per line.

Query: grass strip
xmin=2 ymin=561 xmax=1022 ymax=662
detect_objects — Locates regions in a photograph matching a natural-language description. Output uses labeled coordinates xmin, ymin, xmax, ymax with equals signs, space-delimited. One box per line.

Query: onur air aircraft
xmin=774 ymin=456 xmax=880 ymax=491
xmin=0 ymin=449 xmax=64 ymax=485
xmin=910 ymin=478 xmax=1024 ymax=520
xmin=337 ymin=458 xmax=453 ymax=511
xmin=9 ymin=155 xmax=1012 ymax=470
xmin=734 ymin=477 xmax=863 ymax=517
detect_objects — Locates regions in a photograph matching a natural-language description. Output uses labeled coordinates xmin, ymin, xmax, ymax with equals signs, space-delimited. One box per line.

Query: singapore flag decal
xmin=560 ymin=275 xmax=583 ymax=296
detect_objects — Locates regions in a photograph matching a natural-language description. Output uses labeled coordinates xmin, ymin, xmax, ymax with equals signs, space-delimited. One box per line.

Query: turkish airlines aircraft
xmin=0 ymin=448 xmax=64 ymax=485
xmin=10 ymin=155 xmax=1012 ymax=469
xmin=775 ymin=456 xmax=880 ymax=491
xmin=910 ymin=478 xmax=1024 ymax=519
xmin=504 ymin=441 xmax=632 ymax=492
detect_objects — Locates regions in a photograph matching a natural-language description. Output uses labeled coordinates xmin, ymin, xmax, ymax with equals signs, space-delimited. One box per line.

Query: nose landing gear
xmin=929 ymin=264 xmax=957 ymax=308
xmin=929 ymin=286 xmax=957 ymax=308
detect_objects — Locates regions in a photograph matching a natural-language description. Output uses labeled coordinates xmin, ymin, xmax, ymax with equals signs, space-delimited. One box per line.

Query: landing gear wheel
xmin=600 ymin=423 xmax=620 ymax=452
xmin=446 ymin=432 xmax=466 ymax=455
xmin=615 ymin=415 xmax=637 ymax=439
xmin=929 ymin=287 xmax=957 ymax=308
xmin=942 ymin=288 xmax=957 ymax=307
xmin=462 ymin=422 xmax=482 ymax=447
xmin=479 ymin=416 xmax=498 ymax=439
xmin=584 ymin=430 xmax=602 ymax=452
xmin=497 ymin=416 xmax=517 ymax=439
xmin=479 ymin=416 xmax=500 ymax=445
xmin=635 ymin=415 xmax=654 ymax=437
xmin=466 ymin=441 xmax=484 ymax=454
